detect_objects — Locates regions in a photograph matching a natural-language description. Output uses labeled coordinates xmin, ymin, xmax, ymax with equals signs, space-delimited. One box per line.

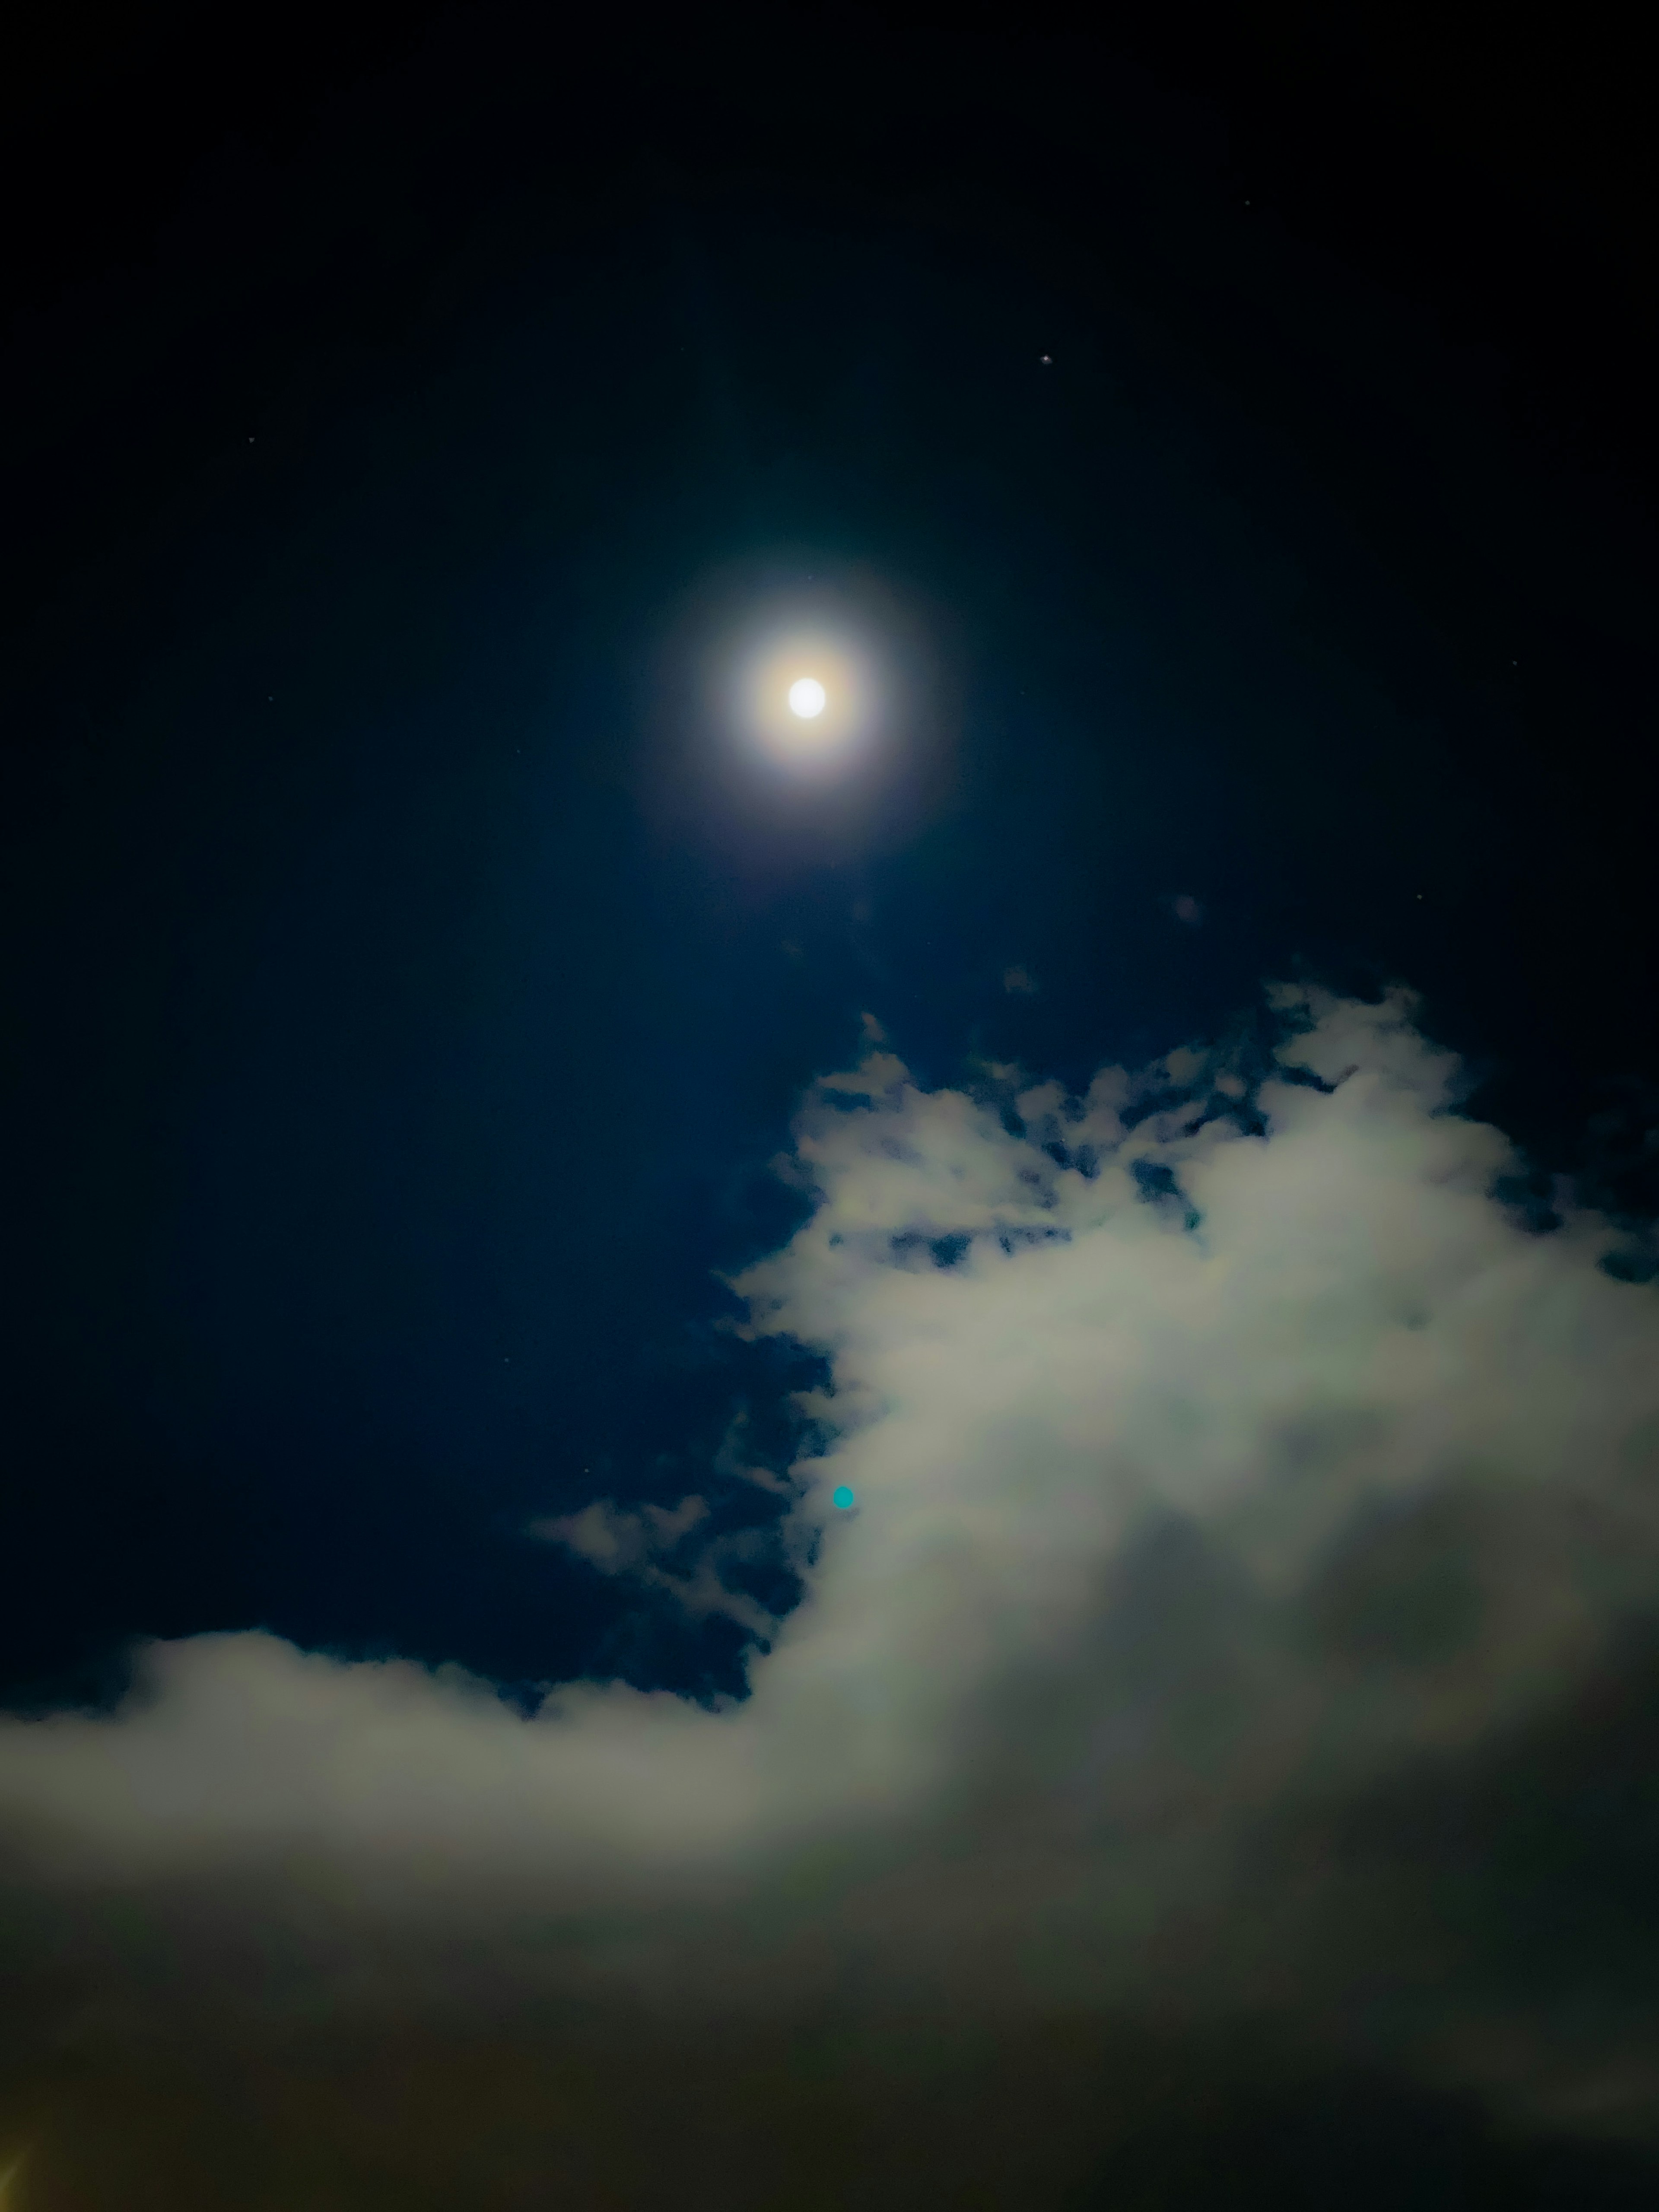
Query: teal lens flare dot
xmin=832 ymin=1485 xmax=856 ymax=1510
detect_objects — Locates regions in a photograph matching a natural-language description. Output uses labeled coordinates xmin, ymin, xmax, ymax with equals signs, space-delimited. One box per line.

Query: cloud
xmin=4 ymin=985 xmax=1659 ymax=2201
xmin=530 ymin=1494 xmax=711 ymax=1572
xmin=1003 ymin=963 xmax=1038 ymax=993
xmin=529 ymin=1493 xmax=780 ymax=1641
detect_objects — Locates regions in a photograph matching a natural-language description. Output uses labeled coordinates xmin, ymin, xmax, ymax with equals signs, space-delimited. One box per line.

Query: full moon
xmin=723 ymin=620 xmax=879 ymax=773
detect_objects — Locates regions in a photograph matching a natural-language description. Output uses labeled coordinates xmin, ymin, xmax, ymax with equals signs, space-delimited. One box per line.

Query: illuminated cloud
xmin=4 ymin=986 xmax=1659 ymax=2193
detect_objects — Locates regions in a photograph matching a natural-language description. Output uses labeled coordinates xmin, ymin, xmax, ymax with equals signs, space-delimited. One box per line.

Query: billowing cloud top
xmin=4 ymin=985 xmax=1659 ymax=2195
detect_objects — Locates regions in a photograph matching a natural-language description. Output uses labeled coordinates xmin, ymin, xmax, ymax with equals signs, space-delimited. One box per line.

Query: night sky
xmin=3 ymin=6 xmax=1658 ymax=2206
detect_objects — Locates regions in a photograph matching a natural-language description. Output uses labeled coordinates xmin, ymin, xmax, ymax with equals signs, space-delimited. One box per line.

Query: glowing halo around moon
xmin=687 ymin=571 xmax=943 ymax=796
xmin=729 ymin=628 xmax=878 ymax=773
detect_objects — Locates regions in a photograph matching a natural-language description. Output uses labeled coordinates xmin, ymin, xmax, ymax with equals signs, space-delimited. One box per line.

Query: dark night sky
xmin=2 ymin=6 xmax=1657 ymax=2207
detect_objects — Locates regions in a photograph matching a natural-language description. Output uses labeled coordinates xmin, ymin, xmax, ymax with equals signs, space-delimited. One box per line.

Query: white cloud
xmin=529 ymin=1491 xmax=779 ymax=1642
xmin=528 ymin=1496 xmax=697 ymax=1572
xmin=4 ymin=984 xmax=1659 ymax=2163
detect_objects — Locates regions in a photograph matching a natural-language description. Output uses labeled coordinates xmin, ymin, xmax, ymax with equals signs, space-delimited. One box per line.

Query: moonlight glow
xmin=726 ymin=622 xmax=880 ymax=773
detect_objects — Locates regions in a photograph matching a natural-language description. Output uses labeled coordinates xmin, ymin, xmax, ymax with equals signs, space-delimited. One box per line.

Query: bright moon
xmin=727 ymin=626 xmax=874 ymax=772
